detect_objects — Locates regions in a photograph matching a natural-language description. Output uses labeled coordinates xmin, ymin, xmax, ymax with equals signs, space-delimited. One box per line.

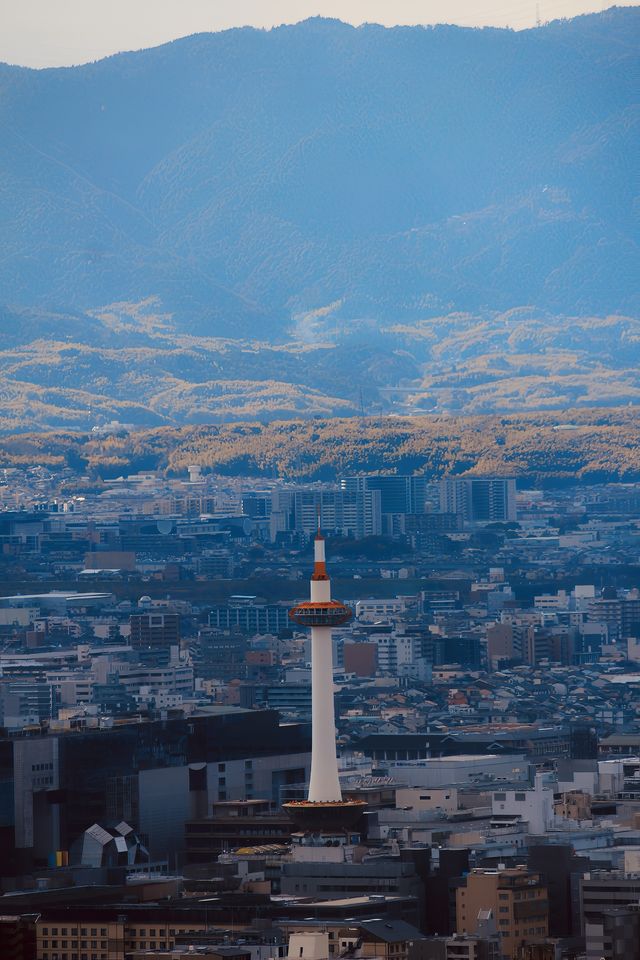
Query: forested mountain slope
xmin=0 ymin=10 xmax=637 ymax=429
xmin=1 ymin=10 xmax=637 ymax=334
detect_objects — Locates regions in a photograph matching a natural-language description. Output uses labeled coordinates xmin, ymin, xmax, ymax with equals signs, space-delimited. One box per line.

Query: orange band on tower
xmin=312 ymin=561 xmax=328 ymax=580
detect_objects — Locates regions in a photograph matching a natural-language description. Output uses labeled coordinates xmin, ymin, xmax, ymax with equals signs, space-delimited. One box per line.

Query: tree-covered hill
xmin=4 ymin=408 xmax=640 ymax=487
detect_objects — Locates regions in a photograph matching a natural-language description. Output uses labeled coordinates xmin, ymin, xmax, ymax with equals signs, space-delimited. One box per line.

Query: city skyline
xmin=0 ymin=0 xmax=637 ymax=952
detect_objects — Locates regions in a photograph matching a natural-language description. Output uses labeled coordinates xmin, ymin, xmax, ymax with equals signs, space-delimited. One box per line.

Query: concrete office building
xmin=370 ymin=632 xmax=422 ymax=675
xmin=241 ymin=491 xmax=273 ymax=518
xmin=587 ymin=593 xmax=640 ymax=635
xmin=279 ymin=853 xmax=428 ymax=928
xmin=386 ymin=756 xmax=529 ymax=788
xmin=208 ymin=598 xmax=292 ymax=634
xmin=0 ymin=680 xmax=57 ymax=729
xmin=129 ymin=612 xmax=180 ymax=649
xmin=113 ymin=661 xmax=194 ymax=703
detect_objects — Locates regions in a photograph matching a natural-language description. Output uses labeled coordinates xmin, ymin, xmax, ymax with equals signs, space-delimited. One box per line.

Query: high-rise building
xmin=269 ymin=487 xmax=382 ymax=540
xmin=341 ymin=474 xmax=428 ymax=515
xmin=294 ymin=488 xmax=382 ymax=538
xmin=439 ymin=477 xmax=517 ymax=523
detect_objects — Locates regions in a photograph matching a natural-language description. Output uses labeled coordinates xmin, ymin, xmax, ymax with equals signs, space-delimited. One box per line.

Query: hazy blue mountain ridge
xmin=0 ymin=10 xmax=638 ymax=336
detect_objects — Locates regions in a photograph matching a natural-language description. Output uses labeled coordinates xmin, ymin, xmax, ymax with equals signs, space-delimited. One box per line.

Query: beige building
xmin=36 ymin=917 xmax=209 ymax=960
xmin=36 ymin=915 xmax=420 ymax=960
xmin=130 ymin=950 xmax=250 ymax=960
xmin=279 ymin=920 xmax=421 ymax=960
xmin=554 ymin=790 xmax=591 ymax=821
xmin=486 ymin=623 xmax=514 ymax=665
xmin=395 ymin=786 xmax=459 ymax=813
xmin=38 ymin=919 xmax=126 ymax=960
xmin=455 ymin=866 xmax=548 ymax=960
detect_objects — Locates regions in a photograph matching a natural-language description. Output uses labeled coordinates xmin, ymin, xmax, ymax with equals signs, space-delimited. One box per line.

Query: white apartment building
xmin=355 ymin=598 xmax=408 ymax=621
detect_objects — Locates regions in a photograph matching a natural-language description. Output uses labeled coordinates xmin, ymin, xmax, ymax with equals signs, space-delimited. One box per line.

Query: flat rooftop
xmin=0 ymin=592 xmax=113 ymax=602
xmin=390 ymin=754 xmax=515 ymax=764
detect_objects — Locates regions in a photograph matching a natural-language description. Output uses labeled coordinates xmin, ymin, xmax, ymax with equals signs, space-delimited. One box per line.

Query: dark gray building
xmin=585 ymin=905 xmax=640 ymax=960
xmin=581 ymin=871 xmax=640 ymax=933
xmin=0 ymin=679 xmax=56 ymax=729
xmin=0 ymin=708 xmax=310 ymax=873
xmin=341 ymin=474 xmax=428 ymax=516
xmin=280 ymin=849 xmax=430 ymax=929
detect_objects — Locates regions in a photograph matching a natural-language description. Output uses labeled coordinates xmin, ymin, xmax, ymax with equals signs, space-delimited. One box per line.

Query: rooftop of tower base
xmin=282 ymin=798 xmax=367 ymax=832
xmin=289 ymin=600 xmax=353 ymax=628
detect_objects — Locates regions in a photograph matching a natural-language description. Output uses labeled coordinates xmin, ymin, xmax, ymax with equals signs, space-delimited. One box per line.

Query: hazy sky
xmin=2 ymin=0 xmax=638 ymax=68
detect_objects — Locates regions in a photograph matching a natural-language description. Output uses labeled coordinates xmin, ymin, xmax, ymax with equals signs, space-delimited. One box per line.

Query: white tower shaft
xmin=308 ymin=536 xmax=342 ymax=803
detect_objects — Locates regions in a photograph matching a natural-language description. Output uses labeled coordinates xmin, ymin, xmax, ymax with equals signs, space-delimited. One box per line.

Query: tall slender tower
xmin=284 ymin=526 xmax=365 ymax=830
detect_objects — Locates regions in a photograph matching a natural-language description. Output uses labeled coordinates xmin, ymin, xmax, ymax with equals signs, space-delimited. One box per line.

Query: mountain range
xmin=0 ymin=10 xmax=638 ymax=430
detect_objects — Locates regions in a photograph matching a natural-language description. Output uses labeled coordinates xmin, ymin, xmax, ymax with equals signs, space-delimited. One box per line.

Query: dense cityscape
xmin=1 ymin=0 xmax=637 ymax=958
xmin=1 ymin=465 xmax=640 ymax=958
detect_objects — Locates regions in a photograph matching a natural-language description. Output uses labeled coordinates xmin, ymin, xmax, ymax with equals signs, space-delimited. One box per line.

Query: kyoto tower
xmin=284 ymin=523 xmax=365 ymax=830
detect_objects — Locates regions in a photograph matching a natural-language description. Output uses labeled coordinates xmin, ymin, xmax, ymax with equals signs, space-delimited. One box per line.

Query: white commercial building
xmin=491 ymin=773 xmax=555 ymax=834
xmin=387 ymin=754 xmax=529 ymax=788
